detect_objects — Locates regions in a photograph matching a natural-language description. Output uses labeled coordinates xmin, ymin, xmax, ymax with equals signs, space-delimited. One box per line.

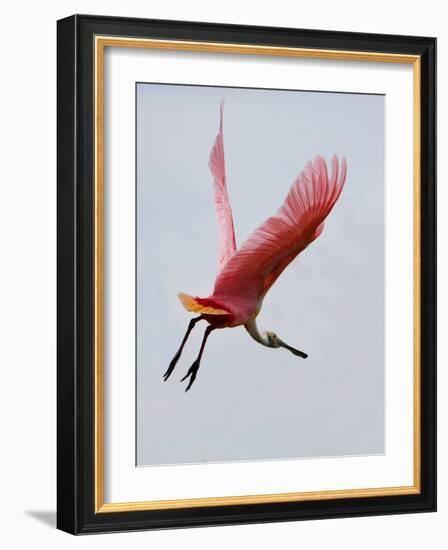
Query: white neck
xmin=244 ymin=318 xmax=270 ymax=347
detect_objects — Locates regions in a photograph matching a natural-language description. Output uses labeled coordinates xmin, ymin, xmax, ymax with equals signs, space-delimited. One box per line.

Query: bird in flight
xmin=164 ymin=101 xmax=347 ymax=391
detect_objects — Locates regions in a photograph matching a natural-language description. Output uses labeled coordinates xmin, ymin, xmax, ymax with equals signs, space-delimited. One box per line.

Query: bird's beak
xmin=276 ymin=338 xmax=308 ymax=358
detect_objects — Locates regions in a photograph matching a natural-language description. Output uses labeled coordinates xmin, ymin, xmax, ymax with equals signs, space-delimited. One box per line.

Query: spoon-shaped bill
xmin=276 ymin=338 xmax=308 ymax=359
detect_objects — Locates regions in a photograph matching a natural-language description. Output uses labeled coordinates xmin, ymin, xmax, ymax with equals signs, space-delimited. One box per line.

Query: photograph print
xmin=136 ymin=83 xmax=384 ymax=467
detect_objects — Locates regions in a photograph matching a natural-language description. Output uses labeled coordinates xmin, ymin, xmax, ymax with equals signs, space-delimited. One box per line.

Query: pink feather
xmin=208 ymin=100 xmax=237 ymax=270
xmin=210 ymin=154 xmax=347 ymax=324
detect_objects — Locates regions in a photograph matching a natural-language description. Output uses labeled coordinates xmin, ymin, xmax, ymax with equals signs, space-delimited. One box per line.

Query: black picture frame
xmin=57 ymin=14 xmax=436 ymax=534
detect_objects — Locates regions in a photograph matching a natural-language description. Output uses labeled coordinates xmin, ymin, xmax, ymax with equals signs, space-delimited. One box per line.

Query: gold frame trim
xmin=94 ymin=36 xmax=421 ymax=513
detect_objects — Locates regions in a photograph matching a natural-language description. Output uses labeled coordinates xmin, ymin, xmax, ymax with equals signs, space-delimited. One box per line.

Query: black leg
xmin=163 ymin=316 xmax=202 ymax=382
xmin=181 ymin=325 xmax=215 ymax=392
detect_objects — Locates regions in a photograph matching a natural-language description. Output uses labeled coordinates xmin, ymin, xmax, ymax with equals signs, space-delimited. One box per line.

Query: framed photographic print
xmin=57 ymin=14 xmax=436 ymax=534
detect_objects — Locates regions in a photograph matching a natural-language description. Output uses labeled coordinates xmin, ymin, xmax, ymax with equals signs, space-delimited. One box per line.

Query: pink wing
xmin=209 ymin=101 xmax=237 ymax=270
xmin=211 ymin=155 xmax=347 ymax=315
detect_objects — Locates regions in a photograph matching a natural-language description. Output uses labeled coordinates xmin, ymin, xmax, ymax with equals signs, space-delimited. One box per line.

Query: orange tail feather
xmin=178 ymin=293 xmax=229 ymax=315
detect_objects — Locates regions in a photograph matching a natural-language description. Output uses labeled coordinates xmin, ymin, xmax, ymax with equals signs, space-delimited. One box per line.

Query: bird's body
xmin=164 ymin=102 xmax=347 ymax=390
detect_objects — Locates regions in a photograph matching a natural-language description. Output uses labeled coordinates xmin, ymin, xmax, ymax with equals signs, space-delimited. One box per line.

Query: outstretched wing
xmin=212 ymin=155 xmax=347 ymax=313
xmin=209 ymin=101 xmax=237 ymax=270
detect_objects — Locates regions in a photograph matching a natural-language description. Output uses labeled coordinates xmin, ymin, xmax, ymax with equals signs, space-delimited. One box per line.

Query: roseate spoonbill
xmin=164 ymin=102 xmax=347 ymax=391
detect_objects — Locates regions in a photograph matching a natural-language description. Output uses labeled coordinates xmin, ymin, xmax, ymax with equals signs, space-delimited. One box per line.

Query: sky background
xmin=136 ymin=83 xmax=384 ymax=466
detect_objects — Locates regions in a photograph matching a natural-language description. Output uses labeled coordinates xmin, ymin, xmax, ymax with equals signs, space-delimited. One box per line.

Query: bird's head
xmin=264 ymin=331 xmax=308 ymax=358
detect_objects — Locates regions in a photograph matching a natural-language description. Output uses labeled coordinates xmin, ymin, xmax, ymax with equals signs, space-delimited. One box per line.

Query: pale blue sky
xmin=136 ymin=83 xmax=384 ymax=466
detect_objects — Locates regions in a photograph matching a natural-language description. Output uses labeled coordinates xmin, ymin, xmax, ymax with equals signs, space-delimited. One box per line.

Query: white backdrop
xmin=0 ymin=1 xmax=444 ymax=549
xmin=106 ymin=51 xmax=411 ymax=501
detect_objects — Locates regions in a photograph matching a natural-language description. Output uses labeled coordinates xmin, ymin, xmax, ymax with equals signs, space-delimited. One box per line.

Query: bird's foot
xmin=163 ymin=353 xmax=180 ymax=382
xmin=180 ymin=360 xmax=200 ymax=392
